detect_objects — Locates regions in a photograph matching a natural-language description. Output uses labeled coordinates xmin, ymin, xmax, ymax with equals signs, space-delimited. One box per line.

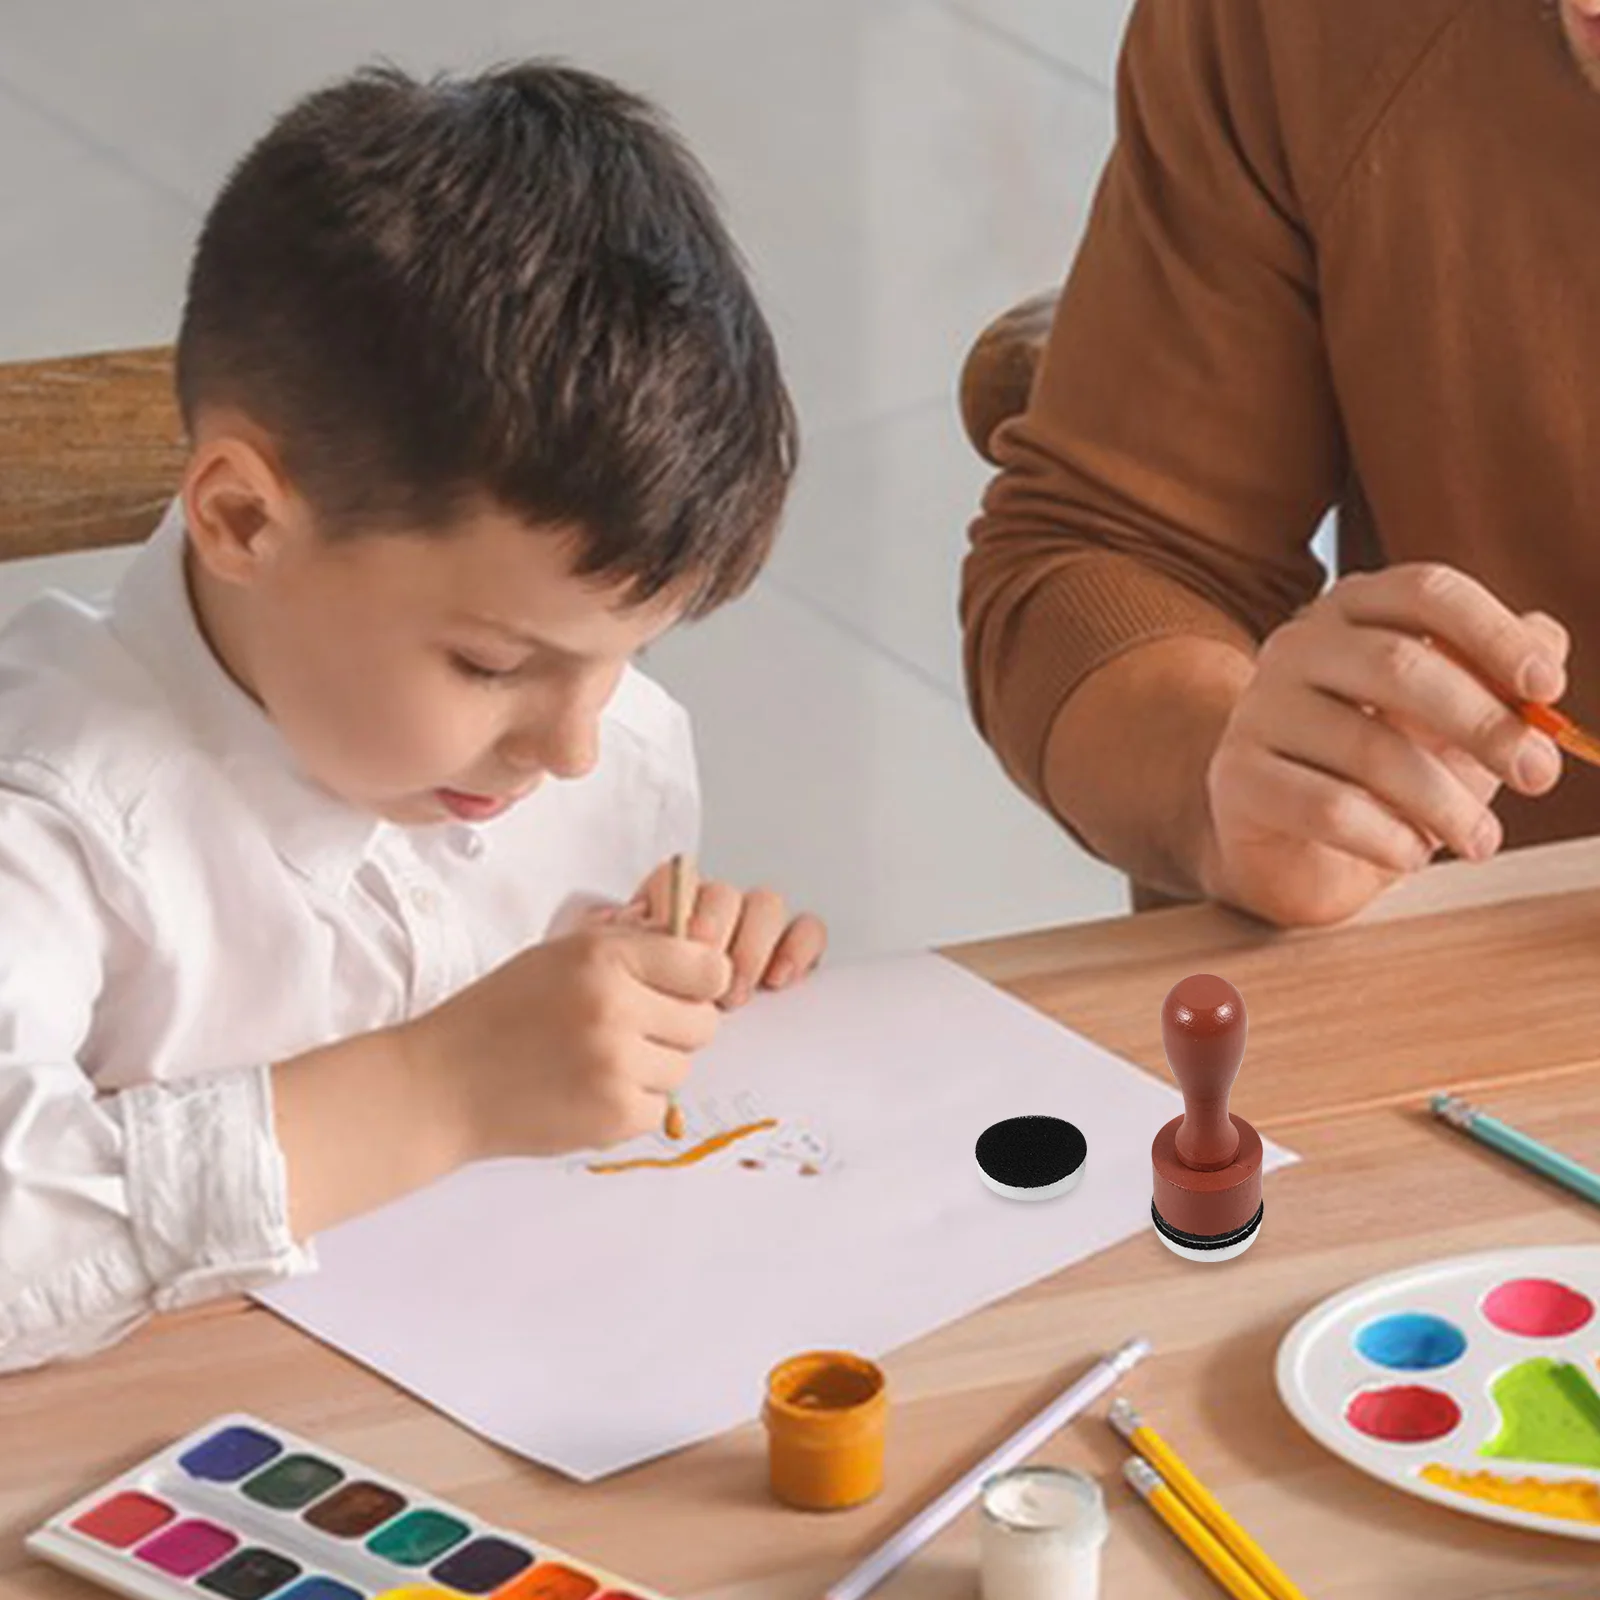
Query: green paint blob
xmin=366 ymin=1509 xmax=469 ymax=1566
xmin=1481 ymin=1358 xmax=1600 ymax=1471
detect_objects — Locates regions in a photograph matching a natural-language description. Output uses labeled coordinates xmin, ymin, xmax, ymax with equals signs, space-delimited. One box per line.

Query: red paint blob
xmin=1482 ymin=1278 xmax=1595 ymax=1339
xmin=1345 ymin=1385 xmax=1462 ymax=1444
xmin=71 ymin=1491 xmax=175 ymax=1548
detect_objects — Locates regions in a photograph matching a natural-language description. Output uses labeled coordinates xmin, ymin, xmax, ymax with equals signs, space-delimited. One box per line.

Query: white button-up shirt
xmin=0 ymin=505 xmax=699 ymax=1371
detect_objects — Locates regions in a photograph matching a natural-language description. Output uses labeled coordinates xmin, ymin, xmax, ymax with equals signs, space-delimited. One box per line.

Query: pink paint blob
xmin=134 ymin=1519 xmax=238 ymax=1577
xmin=1346 ymin=1385 xmax=1462 ymax=1444
xmin=1482 ymin=1279 xmax=1595 ymax=1339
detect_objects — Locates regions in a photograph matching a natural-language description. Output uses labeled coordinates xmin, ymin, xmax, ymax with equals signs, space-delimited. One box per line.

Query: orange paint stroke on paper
xmin=587 ymin=1118 xmax=779 ymax=1175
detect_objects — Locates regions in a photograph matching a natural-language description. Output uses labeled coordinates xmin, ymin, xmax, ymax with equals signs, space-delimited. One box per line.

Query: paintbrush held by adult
xmin=1426 ymin=636 xmax=1600 ymax=769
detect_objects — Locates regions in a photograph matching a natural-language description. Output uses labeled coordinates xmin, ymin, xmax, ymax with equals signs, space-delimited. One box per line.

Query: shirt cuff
xmin=976 ymin=552 xmax=1255 ymax=817
xmin=116 ymin=1064 xmax=315 ymax=1310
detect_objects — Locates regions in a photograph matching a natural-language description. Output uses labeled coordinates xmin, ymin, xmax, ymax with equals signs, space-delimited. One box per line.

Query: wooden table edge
xmin=944 ymin=835 xmax=1600 ymax=986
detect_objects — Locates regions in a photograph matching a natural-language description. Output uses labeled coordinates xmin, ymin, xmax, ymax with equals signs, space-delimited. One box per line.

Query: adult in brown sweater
xmin=963 ymin=0 xmax=1600 ymax=926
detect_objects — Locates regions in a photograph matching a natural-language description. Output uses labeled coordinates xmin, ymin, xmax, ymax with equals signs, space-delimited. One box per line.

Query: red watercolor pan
xmin=72 ymin=1494 xmax=176 ymax=1550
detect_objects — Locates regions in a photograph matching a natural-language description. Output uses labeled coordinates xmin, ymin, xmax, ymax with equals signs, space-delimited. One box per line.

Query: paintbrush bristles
xmin=1524 ymin=698 xmax=1600 ymax=769
xmin=1557 ymin=723 xmax=1600 ymax=769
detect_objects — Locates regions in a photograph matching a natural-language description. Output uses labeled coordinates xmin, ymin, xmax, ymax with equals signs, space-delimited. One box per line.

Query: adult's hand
xmin=1200 ymin=564 xmax=1569 ymax=925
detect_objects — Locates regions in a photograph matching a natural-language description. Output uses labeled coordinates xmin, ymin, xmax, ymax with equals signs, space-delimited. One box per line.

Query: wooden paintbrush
xmin=663 ymin=853 xmax=695 ymax=1141
xmin=1508 ymin=697 xmax=1600 ymax=768
xmin=1429 ymin=637 xmax=1600 ymax=769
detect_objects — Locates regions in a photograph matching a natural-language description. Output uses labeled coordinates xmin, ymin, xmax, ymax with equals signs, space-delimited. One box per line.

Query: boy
xmin=0 ymin=63 xmax=824 ymax=1371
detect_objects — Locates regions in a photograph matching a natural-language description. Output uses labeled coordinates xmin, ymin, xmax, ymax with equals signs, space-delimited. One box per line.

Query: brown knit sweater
xmin=962 ymin=0 xmax=1600 ymax=854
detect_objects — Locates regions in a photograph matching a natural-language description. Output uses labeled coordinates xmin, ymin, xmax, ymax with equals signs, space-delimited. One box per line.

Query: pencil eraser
xmin=976 ymin=1115 xmax=1087 ymax=1201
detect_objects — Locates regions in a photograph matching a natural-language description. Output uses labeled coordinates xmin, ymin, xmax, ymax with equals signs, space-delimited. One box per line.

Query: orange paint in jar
xmin=763 ymin=1351 xmax=887 ymax=1511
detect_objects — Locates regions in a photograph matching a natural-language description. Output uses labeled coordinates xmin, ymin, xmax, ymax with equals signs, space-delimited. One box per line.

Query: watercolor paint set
xmin=26 ymin=1414 xmax=671 ymax=1600
xmin=1277 ymin=1244 xmax=1600 ymax=1540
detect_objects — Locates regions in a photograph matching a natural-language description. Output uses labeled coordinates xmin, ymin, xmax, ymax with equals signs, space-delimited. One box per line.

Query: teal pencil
xmin=1431 ymin=1093 xmax=1600 ymax=1209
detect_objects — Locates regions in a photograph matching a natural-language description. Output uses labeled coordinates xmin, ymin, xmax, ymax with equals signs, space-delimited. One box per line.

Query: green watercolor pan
xmin=1277 ymin=1245 xmax=1600 ymax=1540
xmin=26 ymin=1414 xmax=667 ymax=1600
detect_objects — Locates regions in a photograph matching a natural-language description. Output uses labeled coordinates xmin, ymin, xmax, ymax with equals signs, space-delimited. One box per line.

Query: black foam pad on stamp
xmin=1151 ymin=1200 xmax=1264 ymax=1251
xmin=975 ymin=1115 xmax=1087 ymax=1200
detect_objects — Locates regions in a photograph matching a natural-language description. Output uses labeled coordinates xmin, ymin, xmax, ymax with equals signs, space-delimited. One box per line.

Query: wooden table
xmin=5 ymin=841 xmax=1600 ymax=1599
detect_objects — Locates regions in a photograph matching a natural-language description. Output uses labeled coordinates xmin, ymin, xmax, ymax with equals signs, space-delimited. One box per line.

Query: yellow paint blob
xmin=1422 ymin=1463 xmax=1600 ymax=1524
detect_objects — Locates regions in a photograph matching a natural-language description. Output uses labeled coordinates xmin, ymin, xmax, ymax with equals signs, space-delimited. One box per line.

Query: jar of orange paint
xmin=762 ymin=1350 xmax=887 ymax=1511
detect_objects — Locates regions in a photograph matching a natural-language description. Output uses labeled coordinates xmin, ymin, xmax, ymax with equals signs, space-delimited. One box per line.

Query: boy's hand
xmin=605 ymin=861 xmax=827 ymax=1008
xmin=1200 ymin=564 xmax=1568 ymax=926
xmin=402 ymin=927 xmax=732 ymax=1162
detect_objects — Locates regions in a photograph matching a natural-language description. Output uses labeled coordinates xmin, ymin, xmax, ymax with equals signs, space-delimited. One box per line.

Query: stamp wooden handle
xmin=1162 ymin=975 xmax=1246 ymax=1172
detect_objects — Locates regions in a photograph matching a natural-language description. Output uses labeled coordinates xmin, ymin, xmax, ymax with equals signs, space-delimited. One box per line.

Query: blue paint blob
xmin=178 ymin=1425 xmax=282 ymax=1482
xmin=1355 ymin=1312 xmax=1467 ymax=1372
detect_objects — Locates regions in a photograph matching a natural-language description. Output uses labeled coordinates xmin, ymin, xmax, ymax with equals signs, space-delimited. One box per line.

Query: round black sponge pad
xmin=975 ymin=1115 xmax=1087 ymax=1201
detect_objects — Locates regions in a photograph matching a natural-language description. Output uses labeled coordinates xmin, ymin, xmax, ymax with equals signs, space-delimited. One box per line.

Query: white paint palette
xmin=1277 ymin=1246 xmax=1600 ymax=1541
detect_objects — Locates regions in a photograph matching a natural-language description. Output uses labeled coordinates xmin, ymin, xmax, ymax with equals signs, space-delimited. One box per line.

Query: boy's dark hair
xmin=176 ymin=63 xmax=796 ymax=615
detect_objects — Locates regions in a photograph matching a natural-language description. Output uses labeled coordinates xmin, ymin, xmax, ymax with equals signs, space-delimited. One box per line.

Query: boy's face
xmin=183 ymin=429 xmax=687 ymax=827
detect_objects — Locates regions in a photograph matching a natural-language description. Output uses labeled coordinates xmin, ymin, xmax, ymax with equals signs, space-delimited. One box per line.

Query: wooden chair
xmin=958 ymin=288 xmax=1058 ymax=467
xmin=0 ymin=346 xmax=185 ymax=562
xmin=3 ymin=314 xmax=1055 ymax=560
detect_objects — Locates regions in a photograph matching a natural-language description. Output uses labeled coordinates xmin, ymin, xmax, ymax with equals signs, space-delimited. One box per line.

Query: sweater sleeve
xmin=960 ymin=0 xmax=1345 ymax=814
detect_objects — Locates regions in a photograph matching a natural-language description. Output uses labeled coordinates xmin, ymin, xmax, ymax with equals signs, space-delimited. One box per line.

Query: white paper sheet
xmin=259 ymin=953 xmax=1295 ymax=1480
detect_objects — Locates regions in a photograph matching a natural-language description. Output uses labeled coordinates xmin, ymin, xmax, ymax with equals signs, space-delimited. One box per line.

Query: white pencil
xmin=823 ymin=1336 xmax=1152 ymax=1600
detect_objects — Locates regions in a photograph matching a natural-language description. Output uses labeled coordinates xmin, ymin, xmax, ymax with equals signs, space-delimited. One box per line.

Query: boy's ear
xmin=182 ymin=415 xmax=304 ymax=585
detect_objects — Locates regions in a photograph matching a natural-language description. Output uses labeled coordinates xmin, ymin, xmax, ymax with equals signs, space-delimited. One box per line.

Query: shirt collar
xmin=109 ymin=501 xmax=384 ymax=891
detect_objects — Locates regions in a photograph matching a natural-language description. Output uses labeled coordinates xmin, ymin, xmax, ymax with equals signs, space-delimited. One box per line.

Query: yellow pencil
xmin=662 ymin=854 xmax=696 ymax=1141
xmin=1124 ymin=1458 xmax=1271 ymax=1600
xmin=1112 ymin=1400 xmax=1306 ymax=1600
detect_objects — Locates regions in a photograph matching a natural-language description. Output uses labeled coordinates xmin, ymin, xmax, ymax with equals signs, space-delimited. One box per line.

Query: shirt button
xmin=455 ymin=828 xmax=486 ymax=859
xmin=410 ymin=887 xmax=440 ymax=916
